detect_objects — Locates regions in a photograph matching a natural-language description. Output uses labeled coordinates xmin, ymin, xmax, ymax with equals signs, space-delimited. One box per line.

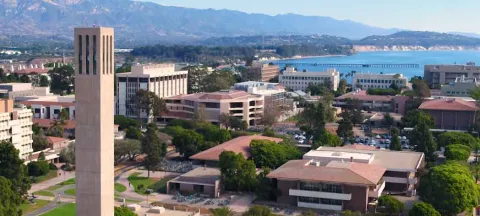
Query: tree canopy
xmin=141 ymin=125 xmax=166 ymax=178
xmin=419 ymin=162 xmax=479 ymax=216
xmin=219 ymin=151 xmax=257 ymax=191
xmin=173 ymin=129 xmax=205 ymax=158
xmin=242 ymin=205 xmax=273 ymax=216
xmin=444 ymin=144 xmax=471 ymax=161
xmin=249 ymin=139 xmax=302 ymax=169
xmin=0 ymin=176 xmax=21 ymax=216
xmin=437 ymin=131 xmax=479 ymax=149
xmin=412 ymin=79 xmax=431 ymax=98
xmin=49 ymin=65 xmax=75 ymax=95
xmin=114 ymin=206 xmax=137 ymax=216
xmin=114 ymin=115 xmax=140 ymax=130
xmin=0 ymin=142 xmax=30 ymax=200
xmin=378 ymin=195 xmax=404 ymax=214
xmin=409 ymin=121 xmax=437 ymax=161
xmin=390 ymin=128 xmax=401 ymax=151
xmin=131 ymin=89 xmax=167 ymax=123
xmin=401 ymin=110 xmax=435 ymax=128
xmin=408 ymin=202 xmax=441 ymax=216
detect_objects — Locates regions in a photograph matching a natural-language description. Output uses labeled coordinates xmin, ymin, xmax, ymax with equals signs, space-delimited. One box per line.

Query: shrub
xmin=378 ymin=195 xmax=404 ymax=214
xmin=444 ymin=144 xmax=471 ymax=161
xmin=49 ymin=163 xmax=58 ymax=170
xmin=408 ymin=202 xmax=440 ymax=216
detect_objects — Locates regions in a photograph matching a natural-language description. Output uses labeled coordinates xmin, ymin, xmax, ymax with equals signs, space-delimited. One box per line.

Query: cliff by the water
xmin=353 ymin=45 xmax=480 ymax=52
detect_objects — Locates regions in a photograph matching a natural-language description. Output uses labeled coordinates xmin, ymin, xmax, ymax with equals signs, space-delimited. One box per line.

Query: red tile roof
xmin=419 ymin=99 xmax=477 ymax=111
xmin=33 ymin=119 xmax=76 ymax=129
xmin=20 ymin=101 xmax=75 ymax=107
xmin=46 ymin=136 xmax=69 ymax=144
xmin=189 ymin=135 xmax=283 ymax=161
xmin=267 ymin=160 xmax=386 ymax=186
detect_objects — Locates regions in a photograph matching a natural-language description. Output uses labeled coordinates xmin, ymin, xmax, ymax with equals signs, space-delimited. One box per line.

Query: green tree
xmin=195 ymin=123 xmax=232 ymax=144
xmin=229 ymin=117 xmax=248 ymax=130
xmin=59 ymin=108 xmax=69 ymax=120
xmin=0 ymin=176 xmax=21 ymax=216
xmin=408 ymin=202 xmax=441 ymax=216
xmin=378 ymin=195 xmax=404 ymax=214
xmin=255 ymin=168 xmax=278 ymax=201
xmin=0 ymin=142 xmax=31 ymax=200
xmin=27 ymin=160 xmax=49 ymax=177
xmin=312 ymin=131 xmax=342 ymax=149
xmin=419 ymin=162 xmax=478 ymax=215
xmin=48 ymin=119 xmax=65 ymax=138
xmin=32 ymin=134 xmax=50 ymax=151
xmin=298 ymin=102 xmax=327 ymax=140
xmin=437 ymin=131 xmax=479 ymax=149
xmin=383 ymin=113 xmax=396 ymax=127
xmin=242 ymin=206 xmax=273 ymax=216
xmin=173 ymin=129 xmax=205 ymax=158
xmin=142 ymin=125 xmax=166 ymax=178
xmin=20 ymin=74 xmax=30 ymax=83
xmin=337 ymin=118 xmax=354 ymax=141
xmin=114 ymin=206 xmax=137 ymax=216
xmin=262 ymin=128 xmax=276 ymax=137
xmin=200 ymin=70 xmax=237 ymax=92
xmin=125 ymin=126 xmax=142 ymax=140
xmin=409 ymin=121 xmax=437 ymax=161
xmin=249 ymin=139 xmax=302 ymax=169
xmin=219 ymin=151 xmax=257 ymax=191
xmin=49 ymin=65 xmax=75 ymax=95
xmin=444 ymin=144 xmax=471 ymax=161
xmin=132 ymin=89 xmax=167 ymax=123
xmin=184 ymin=66 xmax=209 ymax=93
xmin=337 ymin=79 xmax=347 ymax=95
xmin=39 ymin=75 xmax=50 ymax=87
xmin=59 ymin=141 xmax=75 ymax=164
xmin=412 ymin=79 xmax=431 ymax=98
xmin=212 ymin=207 xmax=235 ymax=216
xmin=114 ymin=115 xmax=141 ymax=130
xmin=401 ymin=110 xmax=435 ymax=128
xmin=390 ymin=128 xmax=401 ymax=151
xmin=114 ymin=140 xmax=128 ymax=165
xmin=218 ymin=113 xmax=232 ymax=129
xmin=301 ymin=210 xmax=317 ymax=216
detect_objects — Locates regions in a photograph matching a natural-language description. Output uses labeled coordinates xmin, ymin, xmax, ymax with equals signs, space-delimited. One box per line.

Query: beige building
xmin=0 ymin=83 xmax=51 ymax=101
xmin=279 ymin=67 xmax=340 ymax=91
xmin=0 ymin=99 xmax=33 ymax=160
xmin=424 ymin=63 xmax=480 ymax=88
xmin=441 ymin=76 xmax=480 ymax=97
xmin=252 ymin=63 xmax=280 ymax=82
xmin=74 ymin=27 xmax=115 ymax=216
xmin=17 ymin=95 xmax=75 ymax=120
xmin=161 ymin=90 xmax=264 ymax=126
xmin=116 ymin=64 xmax=188 ymax=119
xmin=353 ymin=73 xmax=408 ymax=90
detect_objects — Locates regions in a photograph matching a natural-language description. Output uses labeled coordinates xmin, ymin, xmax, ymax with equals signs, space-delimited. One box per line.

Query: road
xmin=28 ymin=171 xmax=75 ymax=194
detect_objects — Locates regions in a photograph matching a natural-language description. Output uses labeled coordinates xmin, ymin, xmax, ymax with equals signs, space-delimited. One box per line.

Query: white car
xmin=298 ymin=139 xmax=305 ymax=144
xmin=385 ymin=140 xmax=391 ymax=144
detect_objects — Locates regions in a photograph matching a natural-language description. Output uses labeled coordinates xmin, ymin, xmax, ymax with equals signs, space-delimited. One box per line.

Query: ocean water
xmin=275 ymin=51 xmax=480 ymax=79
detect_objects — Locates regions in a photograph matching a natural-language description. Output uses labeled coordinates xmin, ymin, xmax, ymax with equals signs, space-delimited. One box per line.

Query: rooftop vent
xmin=308 ymin=160 xmax=321 ymax=167
xmin=332 ymin=152 xmax=343 ymax=156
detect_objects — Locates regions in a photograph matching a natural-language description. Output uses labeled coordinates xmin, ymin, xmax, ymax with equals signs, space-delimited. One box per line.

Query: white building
xmin=441 ymin=76 xmax=480 ymax=97
xmin=0 ymin=99 xmax=33 ymax=159
xmin=17 ymin=95 xmax=76 ymax=120
xmin=279 ymin=67 xmax=340 ymax=91
xmin=353 ymin=73 xmax=408 ymax=90
xmin=116 ymin=64 xmax=188 ymax=119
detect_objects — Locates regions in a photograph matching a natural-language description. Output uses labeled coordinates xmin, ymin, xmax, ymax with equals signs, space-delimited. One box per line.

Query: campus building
xmin=17 ymin=95 xmax=76 ymax=120
xmin=279 ymin=67 xmax=340 ymax=91
xmin=0 ymin=99 xmax=33 ymax=160
xmin=167 ymin=167 xmax=222 ymax=198
xmin=160 ymin=90 xmax=265 ymax=126
xmin=252 ymin=63 xmax=280 ymax=82
xmin=0 ymin=83 xmax=51 ymax=101
xmin=333 ymin=90 xmax=409 ymax=114
xmin=440 ymin=76 xmax=480 ymax=97
xmin=116 ymin=64 xmax=188 ymax=119
xmin=419 ymin=98 xmax=477 ymax=130
xmin=267 ymin=147 xmax=425 ymax=212
xmin=424 ymin=63 xmax=480 ymax=88
xmin=353 ymin=73 xmax=408 ymax=90
xmin=232 ymin=81 xmax=294 ymax=111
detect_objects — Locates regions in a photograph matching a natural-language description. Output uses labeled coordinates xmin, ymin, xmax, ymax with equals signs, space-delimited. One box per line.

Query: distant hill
xmin=0 ymin=0 xmax=398 ymax=47
xmin=194 ymin=31 xmax=480 ymax=48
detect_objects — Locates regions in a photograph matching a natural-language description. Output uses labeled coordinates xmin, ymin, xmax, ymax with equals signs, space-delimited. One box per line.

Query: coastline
xmin=277 ymin=54 xmax=347 ymax=61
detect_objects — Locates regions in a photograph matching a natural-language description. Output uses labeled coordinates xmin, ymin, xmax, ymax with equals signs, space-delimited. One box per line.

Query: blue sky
xmin=145 ymin=0 xmax=479 ymax=33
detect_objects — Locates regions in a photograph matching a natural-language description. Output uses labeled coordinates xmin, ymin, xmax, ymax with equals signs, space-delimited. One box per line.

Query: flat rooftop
xmin=304 ymin=150 xmax=374 ymax=162
xmin=307 ymin=147 xmax=424 ymax=172
xmin=169 ymin=167 xmax=220 ymax=186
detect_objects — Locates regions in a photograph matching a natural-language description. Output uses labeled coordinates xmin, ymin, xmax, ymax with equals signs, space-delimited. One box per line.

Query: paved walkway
xmin=28 ymin=171 xmax=75 ymax=194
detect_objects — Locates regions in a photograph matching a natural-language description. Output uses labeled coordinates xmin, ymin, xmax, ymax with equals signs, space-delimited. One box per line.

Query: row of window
xmin=282 ymin=76 xmax=332 ymax=81
xmin=446 ymin=91 xmax=469 ymax=95
xmin=299 ymin=182 xmax=343 ymax=193
xmin=298 ymin=197 xmax=343 ymax=206
xmin=282 ymin=81 xmax=328 ymax=85
xmin=77 ymin=34 xmax=113 ymax=75
xmin=118 ymin=75 xmax=187 ymax=83
xmin=357 ymin=79 xmax=404 ymax=84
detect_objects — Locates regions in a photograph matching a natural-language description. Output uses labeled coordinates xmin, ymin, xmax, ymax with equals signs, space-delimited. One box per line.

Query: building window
xmin=299 ymin=196 xmax=320 ymax=204
xmin=86 ymin=35 xmax=90 ymax=75
xmin=320 ymin=198 xmax=342 ymax=206
xmin=78 ymin=35 xmax=82 ymax=74
xmin=93 ymin=35 xmax=97 ymax=75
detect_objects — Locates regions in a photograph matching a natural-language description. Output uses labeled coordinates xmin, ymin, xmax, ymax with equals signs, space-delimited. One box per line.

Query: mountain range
xmin=0 ymin=0 xmax=478 ymax=47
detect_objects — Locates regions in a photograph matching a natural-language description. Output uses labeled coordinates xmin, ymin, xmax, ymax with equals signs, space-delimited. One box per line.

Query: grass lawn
xmin=41 ymin=203 xmax=75 ymax=216
xmin=64 ymin=188 xmax=76 ymax=196
xmin=114 ymin=183 xmax=127 ymax=193
xmin=57 ymin=178 xmax=75 ymax=185
xmin=20 ymin=199 xmax=50 ymax=214
xmin=33 ymin=170 xmax=58 ymax=183
xmin=128 ymin=172 xmax=158 ymax=195
xmin=35 ymin=190 xmax=55 ymax=197
xmin=148 ymin=177 xmax=173 ymax=194
xmin=46 ymin=185 xmax=63 ymax=191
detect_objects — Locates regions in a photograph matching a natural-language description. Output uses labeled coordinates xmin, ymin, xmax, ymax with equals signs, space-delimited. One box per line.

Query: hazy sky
xmin=145 ymin=0 xmax=479 ymax=33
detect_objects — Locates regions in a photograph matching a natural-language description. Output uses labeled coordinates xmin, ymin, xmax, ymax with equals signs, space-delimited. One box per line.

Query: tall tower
xmin=74 ymin=27 xmax=114 ymax=216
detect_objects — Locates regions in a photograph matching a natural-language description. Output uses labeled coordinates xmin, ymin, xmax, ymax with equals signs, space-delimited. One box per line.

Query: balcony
xmin=289 ymin=189 xmax=351 ymax=200
xmin=368 ymin=181 xmax=385 ymax=198
xmin=297 ymin=202 xmax=342 ymax=211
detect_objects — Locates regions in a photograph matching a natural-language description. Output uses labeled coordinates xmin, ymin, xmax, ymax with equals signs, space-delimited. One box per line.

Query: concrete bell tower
xmin=74 ymin=27 xmax=115 ymax=216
